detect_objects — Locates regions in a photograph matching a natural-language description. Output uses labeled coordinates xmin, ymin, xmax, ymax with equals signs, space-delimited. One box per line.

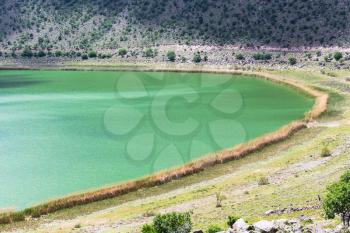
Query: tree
xmin=167 ymin=51 xmax=176 ymax=62
xmin=141 ymin=212 xmax=192 ymax=233
xmin=193 ymin=52 xmax=201 ymax=63
xmin=37 ymin=51 xmax=46 ymax=57
xmin=21 ymin=46 xmax=33 ymax=58
xmin=144 ymin=48 xmax=155 ymax=58
xmin=88 ymin=51 xmax=97 ymax=58
xmin=235 ymin=53 xmax=244 ymax=60
xmin=333 ymin=52 xmax=343 ymax=61
xmin=323 ymin=171 xmax=350 ymax=227
xmin=118 ymin=48 xmax=127 ymax=56
xmin=81 ymin=54 xmax=88 ymax=60
xmin=288 ymin=57 xmax=297 ymax=65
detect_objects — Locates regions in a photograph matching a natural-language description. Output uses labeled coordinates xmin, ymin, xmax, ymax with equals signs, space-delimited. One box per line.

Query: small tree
xmin=323 ymin=171 xmax=350 ymax=227
xmin=144 ymin=48 xmax=155 ymax=58
xmin=333 ymin=52 xmax=343 ymax=61
xmin=153 ymin=212 xmax=192 ymax=233
xmin=193 ymin=52 xmax=201 ymax=63
xmin=118 ymin=48 xmax=127 ymax=56
xmin=88 ymin=51 xmax=97 ymax=58
xmin=21 ymin=46 xmax=33 ymax=58
xmin=288 ymin=57 xmax=297 ymax=65
xmin=167 ymin=51 xmax=176 ymax=62
xmin=235 ymin=53 xmax=244 ymax=60
xmin=81 ymin=54 xmax=88 ymax=60
xmin=37 ymin=51 xmax=46 ymax=57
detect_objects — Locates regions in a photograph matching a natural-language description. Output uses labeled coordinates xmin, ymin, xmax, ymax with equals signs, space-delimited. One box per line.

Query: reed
xmin=0 ymin=69 xmax=328 ymax=224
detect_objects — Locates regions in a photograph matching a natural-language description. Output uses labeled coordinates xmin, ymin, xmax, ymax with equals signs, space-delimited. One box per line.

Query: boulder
xmin=231 ymin=218 xmax=250 ymax=232
xmin=253 ymin=220 xmax=276 ymax=233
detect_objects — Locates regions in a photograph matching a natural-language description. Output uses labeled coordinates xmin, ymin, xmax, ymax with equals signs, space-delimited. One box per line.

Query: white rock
xmin=253 ymin=220 xmax=275 ymax=233
xmin=232 ymin=218 xmax=249 ymax=232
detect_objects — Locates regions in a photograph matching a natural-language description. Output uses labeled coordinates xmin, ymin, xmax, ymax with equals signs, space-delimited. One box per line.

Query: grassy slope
xmin=1 ymin=67 xmax=350 ymax=233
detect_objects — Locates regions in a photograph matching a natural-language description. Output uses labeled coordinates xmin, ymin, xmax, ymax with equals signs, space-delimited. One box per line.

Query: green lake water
xmin=0 ymin=70 xmax=314 ymax=210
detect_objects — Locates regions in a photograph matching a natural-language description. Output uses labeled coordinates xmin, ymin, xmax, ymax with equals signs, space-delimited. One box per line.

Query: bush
xmin=323 ymin=170 xmax=350 ymax=227
xmin=118 ymin=48 xmax=127 ymax=56
xmin=21 ymin=46 xmax=33 ymax=58
xmin=206 ymin=225 xmax=223 ymax=233
xmin=38 ymin=51 xmax=46 ymax=57
xmin=0 ymin=51 xmax=2 ymax=57
xmin=153 ymin=212 xmax=192 ymax=233
xmin=144 ymin=48 xmax=155 ymax=58
xmin=193 ymin=52 xmax=201 ymax=63
xmin=167 ymin=51 xmax=176 ymax=62
xmin=321 ymin=145 xmax=331 ymax=157
xmin=288 ymin=57 xmax=297 ymax=65
xmin=227 ymin=215 xmax=240 ymax=227
xmin=81 ymin=54 xmax=88 ymax=60
xmin=142 ymin=224 xmax=157 ymax=233
xmin=258 ymin=176 xmax=269 ymax=185
xmin=253 ymin=52 xmax=272 ymax=60
xmin=333 ymin=52 xmax=343 ymax=61
xmin=88 ymin=51 xmax=97 ymax=58
xmin=235 ymin=53 xmax=244 ymax=60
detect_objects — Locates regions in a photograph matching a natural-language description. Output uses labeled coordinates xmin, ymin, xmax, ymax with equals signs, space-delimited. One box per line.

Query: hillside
xmin=1 ymin=0 xmax=350 ymax=53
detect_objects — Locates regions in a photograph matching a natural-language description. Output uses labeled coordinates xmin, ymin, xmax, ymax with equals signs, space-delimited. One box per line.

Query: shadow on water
xmin=0 ymin=75 xmax=48 ymax=89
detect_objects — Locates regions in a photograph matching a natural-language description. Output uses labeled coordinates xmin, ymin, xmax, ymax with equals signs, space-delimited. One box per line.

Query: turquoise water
xmin=0 ymin=70 xmax=314 ymax=210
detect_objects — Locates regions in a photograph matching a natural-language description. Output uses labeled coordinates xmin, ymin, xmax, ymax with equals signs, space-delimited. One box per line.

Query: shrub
xmin=323 ymin=170 xmax=350 ymax=227
xmin=316 ymin=51 xmax=322 ymax=57
xmin=144 ymin=48 xmax=155 ymax=58
xmin=167 ymin=51 xmax=176 ymax=62
xmin=206 ymin=225 xmax=223 ymax=233
xmin=215 ymin=192 xmax=226 ymax=207
xmin=88 ymin=51 xmax=97 ymax=58
xmin=258 ymin=176 xmax=269 ymax=185
xmin=21 ymin=46 xmax=33 ymax=58
xmin=253 ymin=52 xmax=272 ymax=60
xmin=288 ymin=57 xmax=297 ymax=65
xmin=81 ymin=54 xmax=88 ymax=60
xmin=235 ymin=53 xmax=244 ymax=60
xmin=141 ymin=224 xmax=156 ymax=233
xmin=0 ymin=51 xmax=2 ymax=57
xmin=333 ymin=52 xmax=343 ymax=61
xmin=153 ymin=212 xmax=192 ymax=233
xmin=193 ymin=52 xmax=201 ymax=63
xmin=37 ymin=51 xmax=46 ymax=57
xmin=227 ymin=215 xmax=240 ymax=227
xmin=321 ymin=145 xmax=331 ymax=157
xmin=118 ymin=48 xmax=127 ymax=56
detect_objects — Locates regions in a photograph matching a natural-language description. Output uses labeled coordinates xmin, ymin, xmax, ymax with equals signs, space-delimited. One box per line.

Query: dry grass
xmin=0 ymin=69 xmax=328 ymax=225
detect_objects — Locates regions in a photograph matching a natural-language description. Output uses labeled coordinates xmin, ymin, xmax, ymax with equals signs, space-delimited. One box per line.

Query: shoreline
xmin=0 ymin=68 xmax=328 ymax=224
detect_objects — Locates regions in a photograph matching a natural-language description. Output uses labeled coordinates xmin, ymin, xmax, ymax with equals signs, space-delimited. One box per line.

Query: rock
xmin=253 ymin=220 xmax=276 ymax=233
xmin=299 ymin=215 xmax=312 ymax=222
xmin=232 ymin=218 xmax=250 ymax=232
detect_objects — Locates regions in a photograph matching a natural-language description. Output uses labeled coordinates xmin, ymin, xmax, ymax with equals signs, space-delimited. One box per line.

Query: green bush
xmin=288 ymin=57 xmax=297 ymax=65
xmin=321 ymin=145 xmax=331 ymax=157
xmin=206 ymin=225 xmax=223 ymax=233
xmin=144 ymin=48 xmax=155 ymax=58
xmin=167 ymin=51 xmax=176 ymax=62
xmin=88 ymin=51 xmax=97 ymax=58
xmin=153 ymin=212 xmax=192 ymax=233
xmin=81 ymin=54 xmax=88 ymax=60
xmin=253 ymin=52 xmax=272 ymax=60
xmin=118 ymin=48 xmax=127 ymax=56
xmin=0 ymin=51 xmax=2 ymax=57
xmin=142 ymin=224 xmax=157 ymax=233
xmin=227 ymin=215 xmax=240 ymax=227
xmin=333 ymin=52 xmax=343 ymax=61
xmin=193 ymin=52 xmax=201 ymax=63
xmin=258 ymin=176 xmax=269 ymax=185
xmin=235 ymin=53 xmax=244 ymax=60
xmin=38 ymin=51 xmax=46 ymax=57
xmin=21 ymin=46 xmax=33 ymax=58
xmin=323 ymin=170 xmax=350 ymax=227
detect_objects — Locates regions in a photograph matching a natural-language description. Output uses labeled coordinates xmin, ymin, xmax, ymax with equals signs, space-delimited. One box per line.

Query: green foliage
xmin=323 ymin=170 xmax=350 ymax=227
xmin=321 ymin=145 xmax=331 ymax=157
xmin=118 ymin=48 xmax=127 ymax=56
xmin=153 ymin=212 xmax=192 ymax=233
xmin=21 ymin=46 xmax=33 ymax=58
xmin=142 ymin=224 xmax=157 ymax=233
xmin=167 ymin=50 xmax=176 ymax=62
xmin=206 ymin=225 xmax=223 ymax=233
xmin=88 ymin=51 xmax=97 ymax=58
xmin=333 ymin=52 xmax=343 ymax=61
xmin=37 ymin=51 xmax=46 ymax=57
xmin=144 ymin=48 xmax=155 ymax=58
xmin=227 ymin=215 xmax=240 ymax=227
xmin=258 ymin=176 xmax=269 ymax=185
xmin=253 ymin=52 xmax=272 ymax=60
xmin=81 ymin=54 xmax=88 ymax=60
xmin=288 ymin=57 xmax=297 ymax=65
xmin=235 ymin=53 xmax=244 ymax=60
xmin=193 ymin=52 xmax=201 ymax=63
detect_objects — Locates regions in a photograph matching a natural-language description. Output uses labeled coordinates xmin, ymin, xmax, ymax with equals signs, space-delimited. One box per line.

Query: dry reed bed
xmin=0 ymin=70 xmax=328 ymax=224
